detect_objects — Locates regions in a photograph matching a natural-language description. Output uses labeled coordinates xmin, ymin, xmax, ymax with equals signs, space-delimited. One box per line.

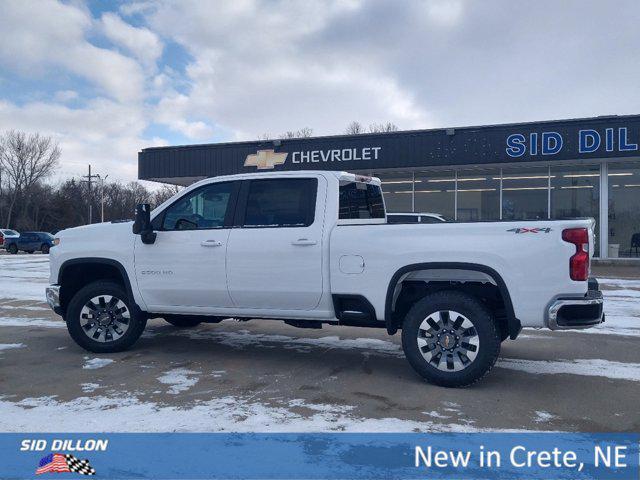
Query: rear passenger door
xmin=226 ymin=176 xmax=325 ymax=311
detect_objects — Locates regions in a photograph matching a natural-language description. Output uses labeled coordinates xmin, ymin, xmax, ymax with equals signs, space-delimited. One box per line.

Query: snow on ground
xmin=498 ymin=358 xmax=640 ymax=382
xmin=533 ymin=411 xmax=556 ymax=423
xmin=0 ymin=316 xmax=64 ymax=328
xmin=175 ymin=328 xmax=405 ymax=356
xmin=80 ymin=383 xmax=101 ymax=393
xmin=82 ymin=358 xmax=115 ymax=370
xmin=0 ymin=256 xmax=638 ymax=433
xmin=0 ymin=255 xmax=49 ymax=301
xmin=0 ymin=395 xmax=528 ymax=433
xmin=157 ymin=368 xmax=201 ymax=394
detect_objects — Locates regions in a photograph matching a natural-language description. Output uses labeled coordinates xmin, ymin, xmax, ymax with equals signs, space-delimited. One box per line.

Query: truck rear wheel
xmin=401 ymin=291 xmax=500 ymax=387
xmin=65 ymin=281 xmax=146 ymax=353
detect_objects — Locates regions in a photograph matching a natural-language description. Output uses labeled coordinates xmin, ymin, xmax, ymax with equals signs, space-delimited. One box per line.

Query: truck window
xmin=243 ymin=178 xmax=317 ymax=228
xmin=161 ymin=182 xmax=234 ymax=231
xmin=339 ymin=182 xmax=385 ymax=219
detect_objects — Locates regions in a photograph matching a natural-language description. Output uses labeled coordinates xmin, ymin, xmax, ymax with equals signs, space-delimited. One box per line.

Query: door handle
xmin=291 ymin=238 xmax=317 ymax=246
xmin=201 ymin=240 xmax=223 ymax=247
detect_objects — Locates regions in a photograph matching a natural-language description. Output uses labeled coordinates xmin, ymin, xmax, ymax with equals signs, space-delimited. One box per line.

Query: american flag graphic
xmin=36 ymin=453 xmax=96 ymax=476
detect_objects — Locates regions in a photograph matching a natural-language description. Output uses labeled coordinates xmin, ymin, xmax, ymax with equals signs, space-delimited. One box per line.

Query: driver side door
xmin=134 ymin=181 xmax=239 ymax=311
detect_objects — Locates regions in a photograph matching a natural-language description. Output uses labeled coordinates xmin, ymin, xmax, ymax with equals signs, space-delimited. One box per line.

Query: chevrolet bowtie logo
xmin=244 ymin=149 xmax=288 ymax=169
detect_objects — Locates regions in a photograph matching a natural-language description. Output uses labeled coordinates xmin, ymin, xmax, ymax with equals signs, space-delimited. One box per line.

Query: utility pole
xmin=96 ymin=174 xmax=109 ymax=222
xmin=81 ymin=164 xmax=100 ymax=224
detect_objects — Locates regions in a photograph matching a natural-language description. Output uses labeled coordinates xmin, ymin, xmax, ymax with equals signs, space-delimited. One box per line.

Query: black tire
xmin=41 ymin=244 xmax=50 ymax=254
xmin=401 ymin=290 xmax=500 ymax=388
xmin=163 ymin=315 xmax=202 ymax=328
xmin=7 ymin=244 xmax=17 ymax=254
xmin=65 ymin=281 xmax=146 ymax=353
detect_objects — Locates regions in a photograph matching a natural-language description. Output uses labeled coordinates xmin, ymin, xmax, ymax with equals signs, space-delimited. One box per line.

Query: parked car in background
xmin=387 ymin=212 xmax=448 ymax=224
xmin=5 ymin=231 xmax=55 ymax=254
xmin=0 ymin=229 xmax=20 ymax=249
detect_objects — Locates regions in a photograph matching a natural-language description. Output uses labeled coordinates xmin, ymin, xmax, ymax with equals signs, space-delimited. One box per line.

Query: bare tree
xmin=0 ymin=130 xmax=60 ymax=228
xmin=153 ymin=184 xmax=182 ymax=206
xmin=344 ymin=121 xmax=364 ymax=135
xmin=369 ymin=122 xmax=399 ymax=133
xmin=280 ymin=127 xmax=313 ymax=139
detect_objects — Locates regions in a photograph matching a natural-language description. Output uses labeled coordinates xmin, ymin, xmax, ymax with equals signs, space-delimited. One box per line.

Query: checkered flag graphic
xmin=65 ymin=454 xmax=96 ymax=476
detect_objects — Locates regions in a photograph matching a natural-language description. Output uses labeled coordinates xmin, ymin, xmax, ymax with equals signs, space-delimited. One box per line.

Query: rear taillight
xmin=562 ymin=227 xmax=589 ymax=281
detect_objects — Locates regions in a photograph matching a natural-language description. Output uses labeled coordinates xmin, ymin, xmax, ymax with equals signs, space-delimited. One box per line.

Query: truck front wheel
xmin=401 ymin=291 xmax=500 ymax=387
xmin=65 ymin=281 xmax=146 ymax=353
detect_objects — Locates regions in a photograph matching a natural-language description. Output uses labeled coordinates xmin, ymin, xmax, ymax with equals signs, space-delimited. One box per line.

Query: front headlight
xmin=53 ymin=238 xmax=60 ymax=246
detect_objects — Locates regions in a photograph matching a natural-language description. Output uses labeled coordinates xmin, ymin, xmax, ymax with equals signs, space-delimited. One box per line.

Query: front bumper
xmin=45 ymin=285 xmax=62 ymax=315
xmin=547 ymin=280 xmax=604 ymax=330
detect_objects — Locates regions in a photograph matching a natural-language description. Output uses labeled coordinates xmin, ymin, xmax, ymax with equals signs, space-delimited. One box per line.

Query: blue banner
xmin=1 ymin=433 xmax=638 ymax=479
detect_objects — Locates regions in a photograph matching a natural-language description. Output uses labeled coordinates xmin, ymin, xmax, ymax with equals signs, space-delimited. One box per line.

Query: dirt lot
xmin=0 ymin=255 xmax=638 ymax=432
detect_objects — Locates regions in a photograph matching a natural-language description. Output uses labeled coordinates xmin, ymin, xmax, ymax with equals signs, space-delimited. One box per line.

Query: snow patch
xmin=81 ymin=383 xmax=101 ymax=393
xmin=0 ymin=304 xmax=49 ymax=311
xmin=497 ymin=358 xmax=640 ymax=382
xmin=82 ymin=358 xmax=115 ymax=370
xmin=0 ymin=395 xmax=534 ymax=433
xmin=171 ymin=329 xmax=404 ymax=356
xmin=157 ymin=368 xmax=201 ymax=394
xmin=533 ymin=411 xmax=556 ymax=423
xmin=0 ymin=317 xmax=65 ymax=328
xmin=0 ymin=343 xmax=24 ymax=351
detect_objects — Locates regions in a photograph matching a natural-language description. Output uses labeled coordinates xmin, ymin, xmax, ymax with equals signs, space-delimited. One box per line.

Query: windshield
xmin=1 ymin=229 xmax=18 ymax=236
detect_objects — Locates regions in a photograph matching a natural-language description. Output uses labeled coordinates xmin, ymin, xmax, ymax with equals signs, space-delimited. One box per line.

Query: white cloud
xmin=0 ymin=0 xmax=145 ymax=103
xmin=100 ymin=12 xmax=163 ymax=71
xmin=53 ymin=90 xmax=79 ymax=102
xmin=2 ymin=0 xmax=640 ymax=184
xmin=0 ymin=99 xmax=154 ymax=180
xmin=154 ymin=93 xmax=215 ymax=140
xmin=142 ymin=0 xmax=432 ymax=138
xmin=424 ymin=0 xmax=464 ymax=27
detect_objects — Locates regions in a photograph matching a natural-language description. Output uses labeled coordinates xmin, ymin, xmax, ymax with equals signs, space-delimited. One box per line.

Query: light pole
xmin=96 ymin=174 xmax=108 ymax=222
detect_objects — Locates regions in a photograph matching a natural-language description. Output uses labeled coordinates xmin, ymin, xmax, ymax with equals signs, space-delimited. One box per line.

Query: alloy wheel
xmin=79 ymin=295 xmax=131 ymax=343
xmin=416 ymin=310 xmax=480 ymax=372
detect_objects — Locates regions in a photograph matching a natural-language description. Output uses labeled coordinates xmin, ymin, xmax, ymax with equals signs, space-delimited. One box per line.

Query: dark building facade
xmin=139 ymin=114 xmax=640 ymax=259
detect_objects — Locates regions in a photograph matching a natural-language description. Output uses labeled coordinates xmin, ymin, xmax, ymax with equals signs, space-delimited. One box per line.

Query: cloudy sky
xmin=1 ymin=0 xmax=639 ymax=182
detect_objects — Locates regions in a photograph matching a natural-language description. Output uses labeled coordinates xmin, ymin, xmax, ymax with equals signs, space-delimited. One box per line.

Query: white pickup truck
xmin=46 ymin=171 xmax=604 ymax=387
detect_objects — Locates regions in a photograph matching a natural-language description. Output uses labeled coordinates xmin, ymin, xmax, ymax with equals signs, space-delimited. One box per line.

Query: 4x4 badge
xmin=507 ymin=227 xmax=552 ymax=234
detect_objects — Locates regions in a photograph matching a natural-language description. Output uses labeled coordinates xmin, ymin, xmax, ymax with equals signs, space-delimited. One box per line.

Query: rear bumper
xmin=547 ymin=280 xmax=604 ymax=330
xmin=45 ymin=285 xmax=63 ymax=316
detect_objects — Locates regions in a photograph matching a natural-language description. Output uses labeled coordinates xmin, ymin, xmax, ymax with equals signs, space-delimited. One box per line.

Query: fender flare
xmin=58 ymin=257 xmax=142 ymax=315
xmin=384 ymin=262 xmax=520 ymax=338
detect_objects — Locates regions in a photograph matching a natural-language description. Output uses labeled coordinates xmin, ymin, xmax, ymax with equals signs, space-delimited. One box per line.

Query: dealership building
xmin=139 ymin=114 xmax=640 ymax=259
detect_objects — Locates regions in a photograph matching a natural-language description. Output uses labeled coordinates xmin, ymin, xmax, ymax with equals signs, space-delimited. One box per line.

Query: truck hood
xmin=57 ymin=221 xmax=134 ymax=240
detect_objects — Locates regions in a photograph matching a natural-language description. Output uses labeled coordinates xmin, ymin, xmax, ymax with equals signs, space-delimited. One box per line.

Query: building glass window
xmin=501 ymin=166 xmax=549 ymax=220
xmin=456 ymin=168 xmax=500 ymax=221
xmin=414 ymin=171 xmax=456 ymax=219
xmin=376 ymin=172 xmax=413 ymax=213
xmin=551 ymin=164 xmax=600 ymax=256
xmin=608 ymin=162 xmax=640 ymax=258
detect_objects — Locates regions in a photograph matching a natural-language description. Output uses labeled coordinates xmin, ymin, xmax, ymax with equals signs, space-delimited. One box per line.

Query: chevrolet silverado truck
xmin=46 ymin=171 xmax=604 ymax=387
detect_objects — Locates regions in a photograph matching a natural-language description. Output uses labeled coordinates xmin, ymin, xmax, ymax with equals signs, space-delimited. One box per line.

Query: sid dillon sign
xmin=506 ymin=126 xmax=639 ymax=157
